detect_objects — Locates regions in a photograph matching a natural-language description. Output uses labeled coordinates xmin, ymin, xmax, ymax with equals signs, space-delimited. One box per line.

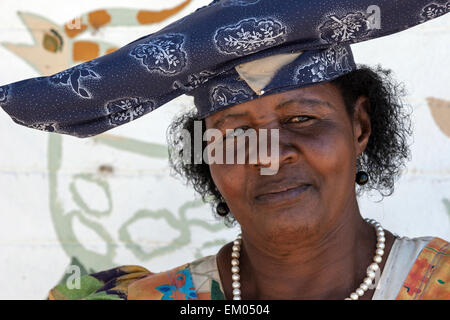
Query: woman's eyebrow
xmin=212 ymin=111 xmax=249 ymax=128
xmin=212 ymin=98 xmax=333 ymax=128
xmin=275 ymin=98 xmax=334 ymax=110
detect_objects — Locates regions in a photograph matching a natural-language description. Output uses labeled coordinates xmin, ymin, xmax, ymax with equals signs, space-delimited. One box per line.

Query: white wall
xmin=0 ymin=0 xmax=449 ymax=299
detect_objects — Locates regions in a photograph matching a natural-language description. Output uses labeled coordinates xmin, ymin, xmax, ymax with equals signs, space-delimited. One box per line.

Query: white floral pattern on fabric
xmin=130 ymin=34 xmax=187 ymax=75
xmin=0 ymin=85 xmax=9 ymax=104
xmin=215 ymin=18 xmax=287 ymax=56
xmin=210 ymin=85 xmax=252 ymax=109
xmin=11 ymin=117 xmax=57 ymax=133
xmin=106 ymin=97 xmax=156 ymax=126
xmin=420 ymin=2 xmax=450 ymax=21
xmin=47 ymin=61 xmax=100 ymax=98
xmin=27 ymin=123 xmax=57 ymax=132
xmin=173 ymin=70 xmax=218 ymax=91
xmin=294 ymin=45 xmax=353 ymax=83
xmin=319 ymin=11 xmax=374 ymax=43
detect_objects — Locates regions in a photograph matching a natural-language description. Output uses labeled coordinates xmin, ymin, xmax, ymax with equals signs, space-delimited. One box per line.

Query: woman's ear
xmin=352 ymin=96 xmax=371 ymax=156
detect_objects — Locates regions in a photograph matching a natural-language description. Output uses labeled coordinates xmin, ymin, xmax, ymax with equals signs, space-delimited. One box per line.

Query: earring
xmin=356 ymin=171 xmax=369 ymax=185
xmin=216 ymin=202 xmax=229 ymax=217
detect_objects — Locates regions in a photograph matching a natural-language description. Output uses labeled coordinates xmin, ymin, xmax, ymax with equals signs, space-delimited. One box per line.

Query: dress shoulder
xmin=126 ymin=255 xmax=225 ymax=300
xmin=49 ymin=255 xmax=224 ymax=300
xmin=396 ymin=237 xmax=450 ymax=300
xmin=48 ymin=265 xmax=153 ymax=300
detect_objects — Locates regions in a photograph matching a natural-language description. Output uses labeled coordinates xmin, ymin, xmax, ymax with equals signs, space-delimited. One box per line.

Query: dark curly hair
xmin=166 ymin=65 xmax=412 ymax=226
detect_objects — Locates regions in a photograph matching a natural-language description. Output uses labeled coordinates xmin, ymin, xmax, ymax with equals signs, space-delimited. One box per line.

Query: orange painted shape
xmin=64 ymin=19 xmax=88 ymax=38
xmin=73 ymin=41 xmax=100 ymax=62
xmin=396 ymin=237 xmax=450 ymax=300
xmin=137 ymin=0 xmax=192 ymax=25
xmin=88 ymin=10 xmax=112 ymax=29
xmin=105 ymin=47 xmax=118 ymax=55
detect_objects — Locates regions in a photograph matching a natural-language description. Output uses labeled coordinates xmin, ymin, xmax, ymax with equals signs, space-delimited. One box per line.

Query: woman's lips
xmin=254 ymin=184 xmax=311 ymax=205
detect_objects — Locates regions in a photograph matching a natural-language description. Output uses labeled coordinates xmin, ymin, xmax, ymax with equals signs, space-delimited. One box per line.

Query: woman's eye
xmin=225 ymin=126 xmax=249 ymax=138
xmin=233 ymin=127 xmax=246 ymax=136
xmin=288 ymin=115 xmax=313 ymax=123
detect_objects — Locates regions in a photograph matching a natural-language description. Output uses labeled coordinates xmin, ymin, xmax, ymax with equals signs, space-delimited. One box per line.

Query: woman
xmin=48 ymin=64 xmax=449 ymax=300
xmin=1 ymin=0 xmax=449 ymax=300
xmin=168 ymin=66 xmax=411 ymax=300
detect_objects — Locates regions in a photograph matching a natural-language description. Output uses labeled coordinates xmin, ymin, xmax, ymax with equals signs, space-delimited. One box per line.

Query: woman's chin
xmin=248 ymin=203 xmax=324 ymax=243
xmin=251 ymin=187 xmax=319 ymax=220
xmin=257 ymin=219 xmax=323 ymax=246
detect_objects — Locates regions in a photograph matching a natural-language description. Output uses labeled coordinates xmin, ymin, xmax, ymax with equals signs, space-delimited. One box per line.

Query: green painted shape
xmin=178 ymin=200 xmax=226 ymax=232
xmin=93 ymin=135 xmax=168 ymax=159
xmin=194 ymin=239 xmax=228 ymax=259
xmin=85 ymin=9 xmax=145 ymax=27
xmin=56 ymin=256 xmax=93 ymax=286
xmin=48 ymin=134 xmax=117 ymax=272
xmin=70 ymin=173 xmax=113 ymax=218
xmin=53 ymin=274 xmax=104 ymax=300
xmin=118 ymin=208 xmax=191 ymax=260
xmin=444 ymin=199 xmax=450 ymax=216
xmin=48 ymin=131 xmax=226 ymax=272
xmin=118 ymin=200 xmax=227 ymax=261
xmin=437 ymin=279 xmax=445 ymax=284
xmin=211 ymin=280 xmax=225 ymax=300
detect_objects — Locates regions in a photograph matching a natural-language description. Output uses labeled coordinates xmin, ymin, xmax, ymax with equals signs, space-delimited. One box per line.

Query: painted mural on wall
xmin=1 ymin=1 xmax=232 ymax=283
xmin=1 ymin=0 xmax=192 ymax=75
xmin=48 ymin=133 xmax=230 ymax=278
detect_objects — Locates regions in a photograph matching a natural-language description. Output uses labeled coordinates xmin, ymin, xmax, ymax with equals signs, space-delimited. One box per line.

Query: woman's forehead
xmin=205 ymin=83 xmax=341 ymax=125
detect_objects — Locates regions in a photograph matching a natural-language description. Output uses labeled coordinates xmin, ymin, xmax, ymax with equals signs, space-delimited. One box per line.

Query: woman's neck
xmin=216 ymin=213 xmax=396 ymax=300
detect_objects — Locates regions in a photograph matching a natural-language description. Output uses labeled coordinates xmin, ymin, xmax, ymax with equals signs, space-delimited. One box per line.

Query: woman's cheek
xmin=298 ymin=123 xmax=354 ymax=179
xmin=210 ymin=163 xmax=247 ymax=202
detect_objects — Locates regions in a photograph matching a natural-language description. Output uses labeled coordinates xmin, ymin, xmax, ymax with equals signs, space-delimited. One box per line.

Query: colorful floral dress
xmin=49 ymin=254 xmax=225 ymax=300
xmin=48 ymin=237 xmax=449 ymax=300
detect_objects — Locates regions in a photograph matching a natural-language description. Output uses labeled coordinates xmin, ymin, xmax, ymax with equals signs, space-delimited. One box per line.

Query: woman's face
xmin=205 ymin=83 xmax=371 ymax=244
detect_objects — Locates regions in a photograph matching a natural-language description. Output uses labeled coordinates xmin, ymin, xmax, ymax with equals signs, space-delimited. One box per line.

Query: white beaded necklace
xmin=230 ymin=218 xmax=385 ymax=300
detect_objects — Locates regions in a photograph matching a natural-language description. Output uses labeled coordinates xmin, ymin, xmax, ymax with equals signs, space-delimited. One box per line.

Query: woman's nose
xmin=254 ymin=128 xmax=299 ymax=175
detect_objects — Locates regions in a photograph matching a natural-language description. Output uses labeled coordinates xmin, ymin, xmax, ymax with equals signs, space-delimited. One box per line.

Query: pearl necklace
xmin=230 ymin=218 xmax=385 ymax=300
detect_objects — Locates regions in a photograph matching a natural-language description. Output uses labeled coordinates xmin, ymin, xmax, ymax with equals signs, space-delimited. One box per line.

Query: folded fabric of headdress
xmin=0 ymin=0 xmax=448 ymax=137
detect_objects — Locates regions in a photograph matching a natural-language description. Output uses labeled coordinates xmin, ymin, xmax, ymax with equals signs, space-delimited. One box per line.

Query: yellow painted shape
xmin=137 ymin=0 xmax=192 ymax=24
xmin=3 ymin=12 xmax=70 ymax=75
xmin=427 ymin=97 xmax=450 ymax=138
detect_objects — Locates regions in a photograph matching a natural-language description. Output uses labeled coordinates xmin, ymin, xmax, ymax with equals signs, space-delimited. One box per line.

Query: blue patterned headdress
xmin=0 ymin=0 xmax=448 ymax=137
